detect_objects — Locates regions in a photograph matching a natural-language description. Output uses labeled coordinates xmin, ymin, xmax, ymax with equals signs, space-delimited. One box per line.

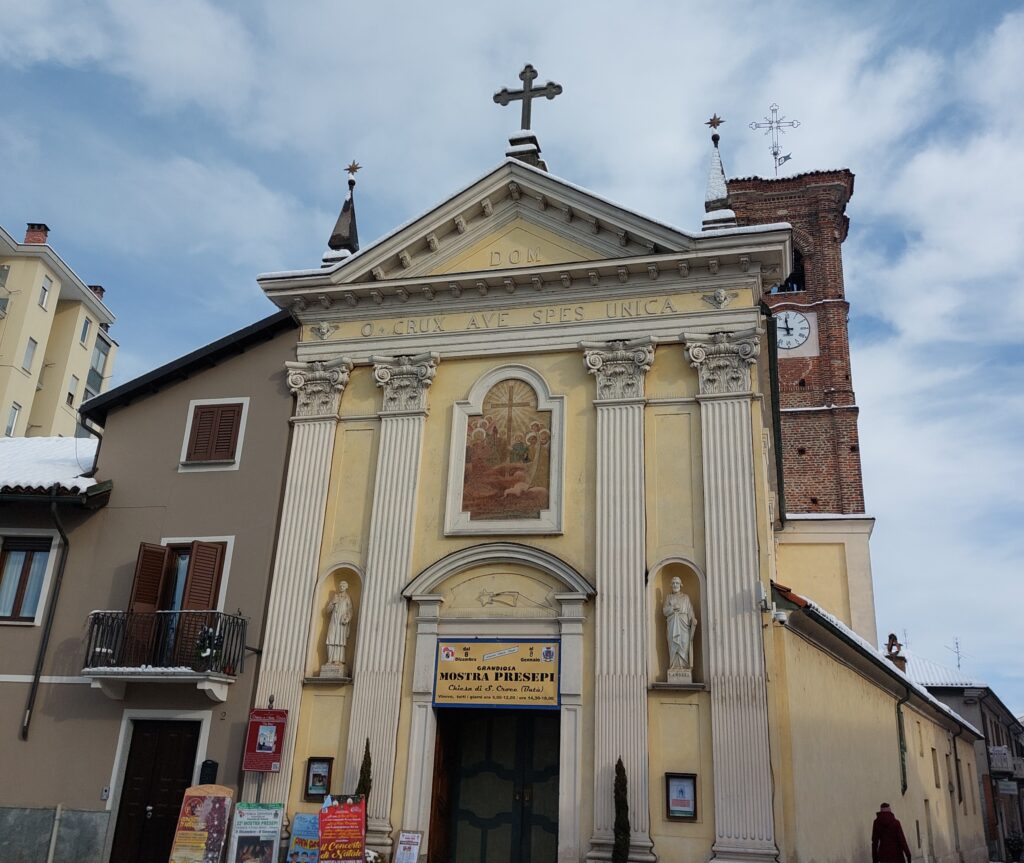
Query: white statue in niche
xmin=320 ymin=579 xmax=353 ymax=678
xmin=663 ymin=576 xmax=697 ymax=684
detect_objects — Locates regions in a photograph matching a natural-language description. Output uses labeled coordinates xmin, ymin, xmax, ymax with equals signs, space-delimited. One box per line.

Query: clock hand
xmin=780 ymin=317 xmax=793 ymax=336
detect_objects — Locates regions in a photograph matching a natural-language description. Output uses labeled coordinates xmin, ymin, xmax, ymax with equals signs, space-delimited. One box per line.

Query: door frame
xmin=401 ymin=544 xmax=594 ymax=863
xmin=102 ymin=708 xmax=212 ymax=863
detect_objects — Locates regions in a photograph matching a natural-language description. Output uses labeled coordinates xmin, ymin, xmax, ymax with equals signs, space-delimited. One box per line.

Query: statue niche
xmin=320 ymin=577 xmax=355 ymax=679
xmin=461 ymin=378 xmax=552 ymax=521
xmin=663 ymin=575 xmax=698 ymax=685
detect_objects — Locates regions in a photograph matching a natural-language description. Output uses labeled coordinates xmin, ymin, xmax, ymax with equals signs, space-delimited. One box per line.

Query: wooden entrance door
xmin=110 ymin=719 xmax=200 ymax=863
xmin=433 ymin=709 xmax=559 ymax=863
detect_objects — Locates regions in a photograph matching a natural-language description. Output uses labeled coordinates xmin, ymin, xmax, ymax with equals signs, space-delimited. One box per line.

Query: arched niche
xmin=444 ymin=365 xmax=565 ymax=536
xmin=648 ymin=557 xmax=706 ymax=686
xmin=307 ymin=563 xmax=364 ymax=679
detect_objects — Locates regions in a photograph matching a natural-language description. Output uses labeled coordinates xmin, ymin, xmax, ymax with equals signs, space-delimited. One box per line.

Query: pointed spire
xmin=323 ymin=161 xmax=360 ymax=267
xmin=702 ymin=127 xmax=737 ymax=231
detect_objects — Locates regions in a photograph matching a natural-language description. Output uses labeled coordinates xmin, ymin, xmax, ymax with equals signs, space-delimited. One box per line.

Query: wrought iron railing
xmin=989 ymin=745 xmax=1014 ymax=775
xmin=83 ymin=610 xmax=247 ymax=677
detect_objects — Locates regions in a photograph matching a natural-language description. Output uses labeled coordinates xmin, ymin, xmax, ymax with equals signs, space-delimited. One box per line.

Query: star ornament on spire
xmin=705 ymin=114 xmax=725 ymax=130
xmin=345 ymin=160 xmax=361 ymax=178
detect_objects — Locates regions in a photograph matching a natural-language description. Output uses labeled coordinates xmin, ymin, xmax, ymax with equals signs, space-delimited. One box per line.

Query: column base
xmin=587 ymin=833 xmax=657 ymax=863
xmin=710 ymin=839 xmax=779 ymax=863
xmin=366 ymin=820 xmax=393 ymax=858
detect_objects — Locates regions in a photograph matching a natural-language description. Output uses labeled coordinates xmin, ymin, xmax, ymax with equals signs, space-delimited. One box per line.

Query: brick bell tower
xmin=727 ymin=170 xmax=863 ymax=515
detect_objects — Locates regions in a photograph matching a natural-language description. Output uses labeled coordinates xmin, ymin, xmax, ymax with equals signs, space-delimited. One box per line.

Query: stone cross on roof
xmin=493 ymin=63 xmax=562 ymax=130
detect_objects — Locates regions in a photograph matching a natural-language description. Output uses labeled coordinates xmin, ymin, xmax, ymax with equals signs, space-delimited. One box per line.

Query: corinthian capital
xmin=372 ymin=352 xmax=439 ymax=414
xmin=286 ymin=357 xmax=353 ymax=419
xmin=581 ymin=337 xmax=655 ymax=401
xmin=682 ymin=329 xmax=761 ymax=396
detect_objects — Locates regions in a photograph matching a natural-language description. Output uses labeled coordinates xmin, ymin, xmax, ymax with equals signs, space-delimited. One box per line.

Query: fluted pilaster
xmin=243 ymin=357 xmax=352 ymax=805
xmin=343 ymin=354 xmax=437 ymax=853
xmin=583 ymin=338 xmax=656 ymax=863
xmin=684 ymin=331 xmax=777 ymax=863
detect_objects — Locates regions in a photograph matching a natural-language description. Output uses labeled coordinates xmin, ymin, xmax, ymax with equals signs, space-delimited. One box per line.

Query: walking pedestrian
xmin=871 ymin=802 xmax=912 ymax=863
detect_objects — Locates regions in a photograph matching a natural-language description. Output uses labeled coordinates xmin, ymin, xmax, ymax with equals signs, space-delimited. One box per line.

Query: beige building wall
xmin=771 ymin=626 xmax=987 ymax=863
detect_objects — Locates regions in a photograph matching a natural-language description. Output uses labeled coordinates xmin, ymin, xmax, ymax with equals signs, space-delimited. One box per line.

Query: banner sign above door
xmin=433 ymin=639 xmax=560 ymax=709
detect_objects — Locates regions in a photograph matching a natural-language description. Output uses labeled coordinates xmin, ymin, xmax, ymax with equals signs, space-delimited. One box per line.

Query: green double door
xmin=431 ymin=709 xmax=559 ymax=863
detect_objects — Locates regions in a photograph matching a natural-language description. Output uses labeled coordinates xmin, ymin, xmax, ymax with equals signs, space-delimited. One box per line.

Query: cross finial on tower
xmin=493 ymin=63 xmax=563 ymax=131
xmin=749 ymin=103 xmax=800 ymax=176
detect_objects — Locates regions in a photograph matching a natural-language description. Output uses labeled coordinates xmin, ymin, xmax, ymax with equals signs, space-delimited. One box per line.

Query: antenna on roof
xmin=945 ymin=636 xmax=964 ymax=670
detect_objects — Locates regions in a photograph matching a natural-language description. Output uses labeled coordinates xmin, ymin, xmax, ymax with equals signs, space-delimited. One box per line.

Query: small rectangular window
xmin=0 ymin=537 xmax=52 ymax=621
xmin=39 ymin=276 xmax=51 ymax=309
xmin=184 ymin=403 xmax=243 ymax=463
xmin=86 ymin=338 xmax=110 ymax=396
xmin=931 ymin=747 xmax=940 ymax=788
xmin=22 ymin=338 xmax=37 ymax=372
xmin=0 ymin=264 xmax=9 ymax=288
xmin=80 ymin=317 xmax=92 ymax=345
xmin=67 ymin=375 xmax=80 ymax=407
xmin=5 ymin=403 xmax=20 ymax=436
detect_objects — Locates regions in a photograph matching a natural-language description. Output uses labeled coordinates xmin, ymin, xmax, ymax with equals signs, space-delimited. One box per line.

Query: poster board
xmin=286 ymin=813 xmax=321 ymax=862
xmin=227 ymin=802 xmax=284 ymax=863
xmin=168 ymin=784 xmax=234 ymax=863
xmin=242 ymin=708 xmax=288 ymax=772
xmin=393 ymin=830 xmax=423 ymax=863
xmin=434 ymin=639 xmax=559 ymax=708
xmin=319 ymin=795 xmax=366 ymax=863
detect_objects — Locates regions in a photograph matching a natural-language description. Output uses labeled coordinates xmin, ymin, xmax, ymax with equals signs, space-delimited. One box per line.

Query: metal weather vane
xmin=493 ymin=63 xmax=563 ymax=131
xmin=749 ymin=103 xmax=800 ymax=176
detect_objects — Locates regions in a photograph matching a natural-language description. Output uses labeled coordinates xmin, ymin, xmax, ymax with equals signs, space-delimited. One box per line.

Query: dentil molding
xmin=285 ymin=357 xmax=353 ymax=418
xmin=371 ymin=352 xmax=440 ymax=413
xmin=682 ymin=329 xmax=760 ymax=396
xmin=580 ymin=337 xmax=655 ymax=401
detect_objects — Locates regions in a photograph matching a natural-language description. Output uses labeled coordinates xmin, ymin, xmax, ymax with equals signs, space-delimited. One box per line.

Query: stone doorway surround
xmin=401 ymin=543 xmax=593 ymax=863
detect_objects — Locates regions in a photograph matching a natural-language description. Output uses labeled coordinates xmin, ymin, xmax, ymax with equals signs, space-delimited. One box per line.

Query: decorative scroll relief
xmin=286 ymin=357 xmax=353 ymax=419
xmin=371 ymin=352 xmax=439 ymax=413
xmin=445 ymin=365 xmax=565 ymax=535
xmin=581 ymin=337 xmax=655 ymax=401
xmin=682 ymin=329 xmax=760 ymax=396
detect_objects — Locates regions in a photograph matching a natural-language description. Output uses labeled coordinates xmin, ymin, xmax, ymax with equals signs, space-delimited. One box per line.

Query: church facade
xmin=246 ymin=135 xmax=987 ymax=863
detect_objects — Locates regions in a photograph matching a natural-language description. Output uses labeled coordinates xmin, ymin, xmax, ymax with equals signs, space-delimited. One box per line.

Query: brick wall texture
xmin=728 ymin=170 xmax=865 ymax=514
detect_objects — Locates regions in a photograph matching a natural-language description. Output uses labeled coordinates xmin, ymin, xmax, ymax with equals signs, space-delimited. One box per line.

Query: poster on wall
xmin=286 ymin=813 xmax=321 ymax=862
xmin=393 ymin=831 xmax=423 ymax=863
xmin=434 ymin=639 xmax=560 ymax=708
xmin=319 ymin=795 xmax=366 ymax=863
xmin=226 ymin=802 xmax=284 ymax=863
xmin=242 ymin=708 xmax=288 ymax=772
xmin=168 ymin=784 xmax=234 ymax=863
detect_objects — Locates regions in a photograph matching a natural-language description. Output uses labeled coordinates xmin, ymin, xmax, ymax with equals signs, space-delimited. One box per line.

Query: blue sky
xmin=2 ymin=1 xmax=1022 ymax=712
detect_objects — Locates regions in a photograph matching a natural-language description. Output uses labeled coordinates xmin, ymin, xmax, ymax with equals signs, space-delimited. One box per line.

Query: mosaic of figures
xmin=462 ymin=378 xmax=552 ymax=520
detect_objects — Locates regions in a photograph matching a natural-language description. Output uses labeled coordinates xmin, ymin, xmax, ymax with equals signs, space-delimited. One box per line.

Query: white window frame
xmin=39 ymin=276 xmax=51 ymax=310
xmin=22 ymin=337 xmax=37 ymax=372
xmin=67 ymin=374 xmax=79 ymax=408
xmin=5 ymin=403 xmax=21 ymax=436
xmin=0 ymin=529 xmax=61 ymax=626
xmin=178 ymin=397 xmax=250 ymax=473
xmin=159 ymin=534 xmax=235 ymax=612
xmin=80 ymin=317 xmax=92 ymax=345
xmin=444 ymin=364 xmax=566 ymax=535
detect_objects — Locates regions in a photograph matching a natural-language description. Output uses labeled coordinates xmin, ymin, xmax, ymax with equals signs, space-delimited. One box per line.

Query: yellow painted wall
xmin=776 ymin=542 xmax=851 ymax=624
xmin=436 ymin=219 xmax=600 ymax=273
xmin=772 ymin=626 xmax=988 ymax=863
xmin=0 ymin=259 xmax=54 ymax=434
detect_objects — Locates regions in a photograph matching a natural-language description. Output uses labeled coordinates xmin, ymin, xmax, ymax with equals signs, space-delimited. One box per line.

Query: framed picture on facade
xmin=305 ymin=757 xmax=334 ymax=800
xmin=665 ymin=773 xmax=697 ymax=820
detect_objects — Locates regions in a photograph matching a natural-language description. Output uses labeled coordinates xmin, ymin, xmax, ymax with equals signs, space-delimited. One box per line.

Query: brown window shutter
xmin=180 ymin=541 xmax=225 ymax=610
xmin=128 ymin=543 xmax=170 ymax=613
xmin=210 ymin=404 xmax=242 ymax=461
xmin=185 ymin=405 xmax=218 ymax=461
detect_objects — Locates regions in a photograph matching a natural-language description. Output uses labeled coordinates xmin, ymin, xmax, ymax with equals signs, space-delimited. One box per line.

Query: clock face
xmin=777 ymin=310 xmax=811 ymax=349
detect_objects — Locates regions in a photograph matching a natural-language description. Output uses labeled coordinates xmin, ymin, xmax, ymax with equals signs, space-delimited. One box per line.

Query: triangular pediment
xmin=311 ymin=160 xmax=702 ymax=286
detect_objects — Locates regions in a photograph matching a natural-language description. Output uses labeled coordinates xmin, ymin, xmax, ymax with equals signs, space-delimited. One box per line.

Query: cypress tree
xmin=354 ymin=737 xmax=372 ymax=803
xmin=612 ymin=757 xmax=630 ymax=863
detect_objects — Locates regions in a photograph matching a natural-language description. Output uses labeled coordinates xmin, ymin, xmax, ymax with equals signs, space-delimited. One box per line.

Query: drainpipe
xmin=20 ymin=487 xmax=70 ymax=740
xmin=81 ymin=423 xmax=103 ymax=478
xmin=978 ymin=692 xmax=1002 ymax=859
xmin=897 ymin=688 xmax=911 ymax=796
xmin=949 ymin=727 xmax=963 ymax=861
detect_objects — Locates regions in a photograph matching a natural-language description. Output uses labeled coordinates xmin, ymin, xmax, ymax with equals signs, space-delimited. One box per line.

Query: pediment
xmin=315 ymin=160 xmax=700 ymax=286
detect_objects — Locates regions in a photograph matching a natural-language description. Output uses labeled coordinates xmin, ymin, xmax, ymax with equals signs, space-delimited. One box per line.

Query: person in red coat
xmin=872 ymin=803 xmax=913 ymax=863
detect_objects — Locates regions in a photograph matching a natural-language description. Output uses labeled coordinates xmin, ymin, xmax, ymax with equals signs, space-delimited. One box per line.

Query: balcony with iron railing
xmin=989 ymin=745 xmax=1014 ymax=775
xmin=82 ymin=610 xmax=247 ymax=702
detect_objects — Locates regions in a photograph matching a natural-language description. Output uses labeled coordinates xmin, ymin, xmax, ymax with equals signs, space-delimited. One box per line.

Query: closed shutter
xmin=180 ymin=541 xmax=224 ymax=610
xmin=127 ymin=543 xmax=170 ymax=613
xmin=185 ymin=404 xmax=242 ymax=462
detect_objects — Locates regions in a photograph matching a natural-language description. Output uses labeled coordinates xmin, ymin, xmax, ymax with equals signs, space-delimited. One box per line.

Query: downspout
xmin=978 ymin=692 xmax=1001 ymax=857
xmin=897 ymin=687 xmax=911 ymax=796
xmin=949 ymin=726 xmax=963 ymax=860
xmin=20 ymin=486 xmax=70 ymax=740
xmin=81 ymin=423 xmax=103 ymax=478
